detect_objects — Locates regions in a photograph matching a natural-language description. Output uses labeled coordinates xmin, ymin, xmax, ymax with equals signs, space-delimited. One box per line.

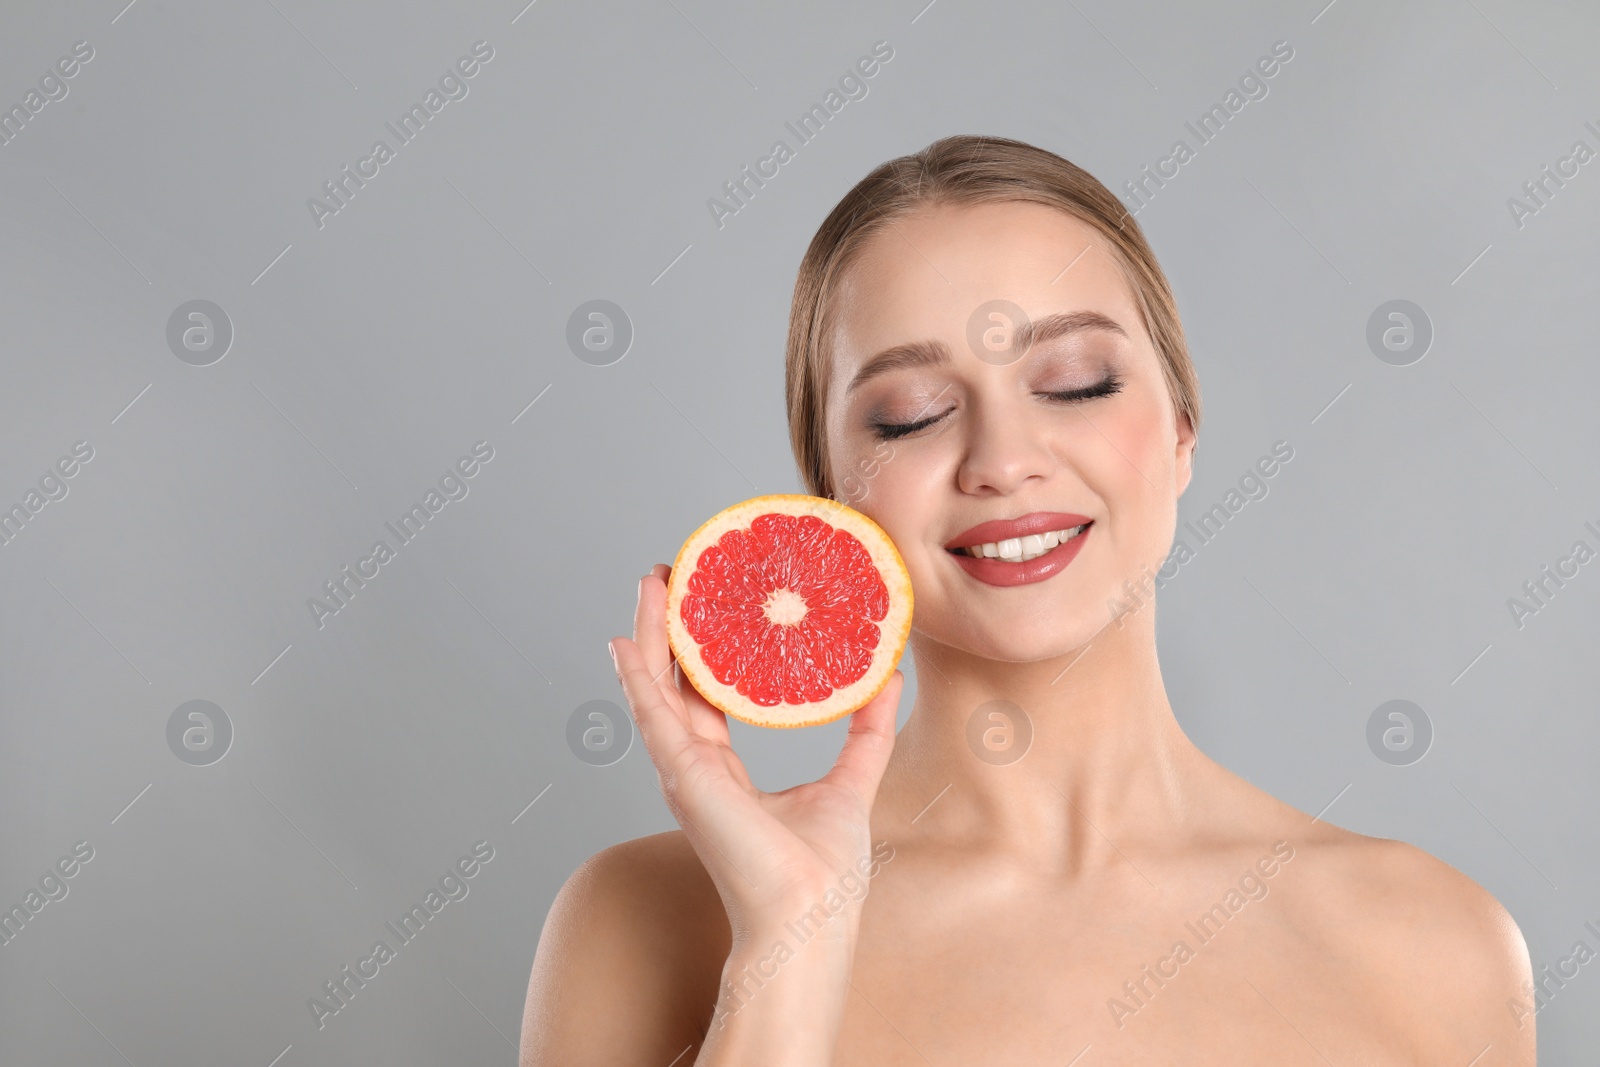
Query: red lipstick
xmin=944 ymin=512 xmax=1092 ymax=588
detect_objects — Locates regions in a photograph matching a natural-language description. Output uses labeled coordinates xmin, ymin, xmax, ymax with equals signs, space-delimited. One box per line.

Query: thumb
xmin=821 ymin=669 xmax=903 ymax=806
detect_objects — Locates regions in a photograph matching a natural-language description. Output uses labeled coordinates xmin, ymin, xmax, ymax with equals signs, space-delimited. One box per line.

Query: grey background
xmin=1 ymin=0 xmax=1595 ymax=1062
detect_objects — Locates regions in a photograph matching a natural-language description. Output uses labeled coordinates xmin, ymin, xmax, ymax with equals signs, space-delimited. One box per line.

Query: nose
xmin=954 ymin=398 xmax=1056 ymax=496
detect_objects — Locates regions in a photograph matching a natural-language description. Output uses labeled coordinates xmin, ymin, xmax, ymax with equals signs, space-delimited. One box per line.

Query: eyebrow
xmin=845 ymin=310 xmax=1128 ymax=393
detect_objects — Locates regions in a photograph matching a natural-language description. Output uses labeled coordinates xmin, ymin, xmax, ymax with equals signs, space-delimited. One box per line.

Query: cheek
xmin=827 ymin=437 xmax=938 ymax=562
xmin=1084 ymin=387 xmax=1182 ymax=569
xmin=828 ymin=437 xmax=875 ymax=505
xmin=1093 ymin=384 xmax=1176 ymax=485
xmin=831 ymin=438 xmax=904 ymax=516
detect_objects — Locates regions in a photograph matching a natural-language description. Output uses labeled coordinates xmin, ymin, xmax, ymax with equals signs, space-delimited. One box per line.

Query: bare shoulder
xmin=1279 ymin=823 xmax=1535 ymax=1060
xmin=520 ymin=830 xmax=730 ymax=1067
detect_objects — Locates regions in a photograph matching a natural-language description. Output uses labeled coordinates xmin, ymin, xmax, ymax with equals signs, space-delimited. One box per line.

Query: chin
xmin=938 ymin=612 xmax=1110 ymax=665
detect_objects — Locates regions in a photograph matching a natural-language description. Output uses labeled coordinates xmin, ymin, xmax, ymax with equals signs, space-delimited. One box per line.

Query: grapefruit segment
xmin=665 ymin=495 xmax=913 ymax=728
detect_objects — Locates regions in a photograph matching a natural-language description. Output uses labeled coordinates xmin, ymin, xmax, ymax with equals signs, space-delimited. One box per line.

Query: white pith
xmin=958 ymin=524 xmax=1086 ymax=563
xmin=763 ymin=587 xmax=808 ymax=625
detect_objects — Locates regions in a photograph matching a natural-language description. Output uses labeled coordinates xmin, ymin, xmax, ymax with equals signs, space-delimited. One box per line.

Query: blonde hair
xmin=785 ymin=134 xmax=1201 ymax=501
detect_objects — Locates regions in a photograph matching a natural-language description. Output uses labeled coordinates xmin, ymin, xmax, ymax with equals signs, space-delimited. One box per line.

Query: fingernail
xmin=607 ymin=639 xmax=618 ymax=666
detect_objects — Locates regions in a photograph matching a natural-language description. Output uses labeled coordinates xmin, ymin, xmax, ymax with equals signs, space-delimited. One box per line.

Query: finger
xmin=820 ymin=670 xmax=903 ymax=806
xmin=616 ymin=639 xmax=775 ymax=881
xmin=648 ymin=563 xmax=731 ymax=744
xmin=611 ymin=635 xmax=692 ymax=763
xmin=614 ymin=635 xmax=735 ymax=804
xmin=633 ymin=570 xmax=674 ymax=685
xmin=674 ymin=657 xmax=732 ymax=748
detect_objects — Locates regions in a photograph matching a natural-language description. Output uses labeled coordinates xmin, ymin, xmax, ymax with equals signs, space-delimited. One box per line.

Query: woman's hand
xmin=609 ymin=563 xmax=903 ymax=942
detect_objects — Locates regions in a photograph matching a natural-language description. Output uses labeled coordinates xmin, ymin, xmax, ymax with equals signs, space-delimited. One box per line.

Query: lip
xmin=944 ymin=512 xmax=1093 ymax=588
xmin=945 ymin=512 xmax=1092 ymax=550
xmin=947 ymin=524 xmax=1091 ymax=587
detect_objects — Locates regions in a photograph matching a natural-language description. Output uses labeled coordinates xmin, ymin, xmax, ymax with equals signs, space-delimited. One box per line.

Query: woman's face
xmin=823 ymin=199 xmax=1195 ymax=662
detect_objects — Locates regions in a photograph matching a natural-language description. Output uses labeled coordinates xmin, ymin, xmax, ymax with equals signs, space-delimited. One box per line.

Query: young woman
xmin=521 ymin=135 xmax=1533 ymax=1065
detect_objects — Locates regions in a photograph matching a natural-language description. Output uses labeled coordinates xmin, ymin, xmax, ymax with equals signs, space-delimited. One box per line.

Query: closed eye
xmin=1041 ymin=374 xmax=1124 ymax=404
xmin=869 ymin=375 xmax=1125 ymax=440
xmin=869 ymin=411 xmax=946 ymax=440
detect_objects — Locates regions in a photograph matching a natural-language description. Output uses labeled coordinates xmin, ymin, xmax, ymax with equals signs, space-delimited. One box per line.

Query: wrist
xmin=749 ymin=902 xmax=859 ymax=944
xmin=722 ymin=927 xmax=853 ymax=1005
xmin=738 ymin=880 xmax=867 ymax=947
xmin=707 ymin=923 xmax=856 ymax=1060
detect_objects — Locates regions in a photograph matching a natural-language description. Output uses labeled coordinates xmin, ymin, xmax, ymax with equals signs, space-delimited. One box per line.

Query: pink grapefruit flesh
xmin=664 ymin=495 xmax=913 ymax=728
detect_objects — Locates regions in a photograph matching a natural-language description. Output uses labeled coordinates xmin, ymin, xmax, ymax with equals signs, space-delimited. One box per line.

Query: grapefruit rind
xmin=664 ymin=494 xmax=913 ymax=729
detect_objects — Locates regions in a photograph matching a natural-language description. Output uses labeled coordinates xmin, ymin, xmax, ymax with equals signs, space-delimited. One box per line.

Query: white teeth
xmin=961 ymin=525 xmax=1085 ymax=562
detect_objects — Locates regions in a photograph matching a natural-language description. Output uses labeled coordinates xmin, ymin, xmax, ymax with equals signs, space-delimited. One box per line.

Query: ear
xmin=1173 ymin=410 xmax=1196 ymax=498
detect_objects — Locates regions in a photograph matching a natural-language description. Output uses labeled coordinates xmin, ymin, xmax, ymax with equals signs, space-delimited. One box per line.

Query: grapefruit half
xmin=664 ymin=494 xmax=913 ymax=729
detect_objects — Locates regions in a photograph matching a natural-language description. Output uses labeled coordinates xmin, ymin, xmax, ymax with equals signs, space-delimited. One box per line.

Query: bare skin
xmin=521 ymin=201 xmax=1534 ymax=1065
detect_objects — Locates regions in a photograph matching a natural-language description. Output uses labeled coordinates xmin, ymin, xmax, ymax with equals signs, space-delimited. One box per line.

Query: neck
xmin=879 ymin=608 xmax=1208 ymax=871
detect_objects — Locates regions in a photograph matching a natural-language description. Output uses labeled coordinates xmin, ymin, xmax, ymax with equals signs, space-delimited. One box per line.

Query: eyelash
xmin=869 ymin=374 xmax=1126 ymax=441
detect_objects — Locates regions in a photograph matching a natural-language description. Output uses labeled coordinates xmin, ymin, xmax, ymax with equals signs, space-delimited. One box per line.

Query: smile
xmin=943 ymin=512 xmax=1094 ymax=588
xmin=954 ymin=524 xmax=1087 ymax=562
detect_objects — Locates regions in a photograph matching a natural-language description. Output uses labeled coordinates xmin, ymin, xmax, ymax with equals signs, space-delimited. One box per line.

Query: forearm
xmin=695 ymin=919 xmax=859 ymax=1066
